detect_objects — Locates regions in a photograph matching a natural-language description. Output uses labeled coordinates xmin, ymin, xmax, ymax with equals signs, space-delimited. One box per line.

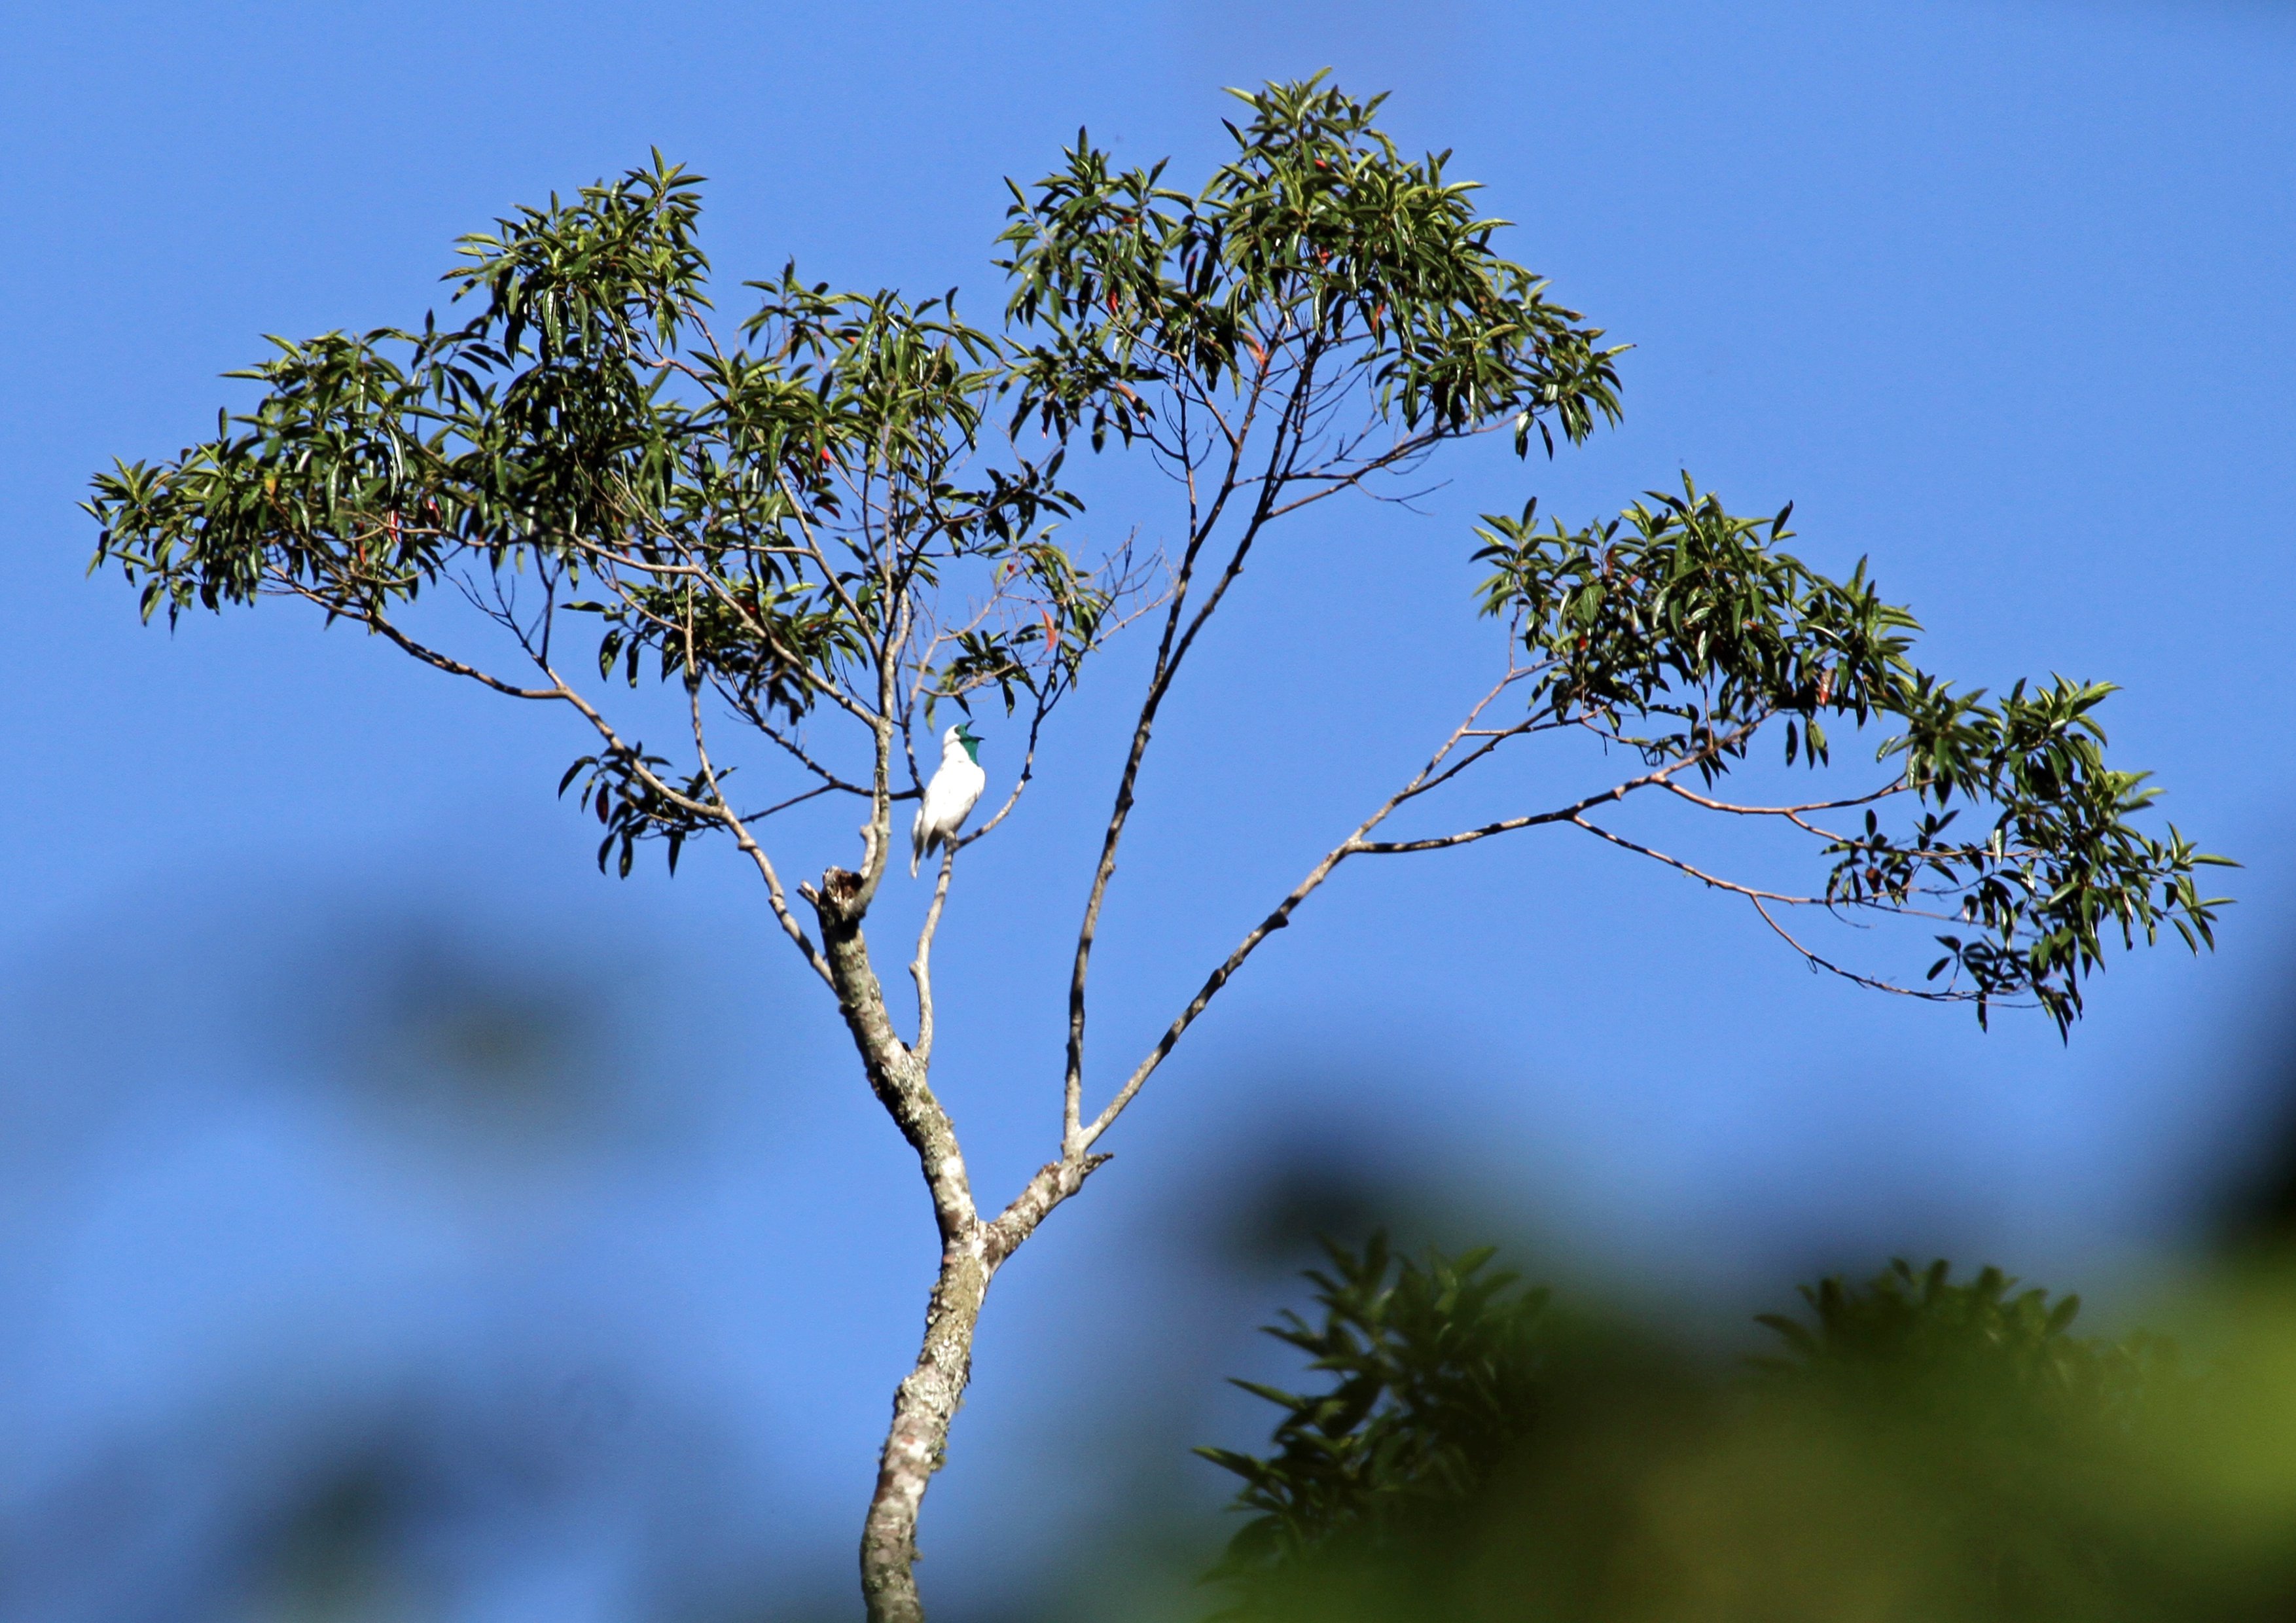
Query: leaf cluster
xmin=1474 ymin=480 xmax=2230 ymax=1033
xmin=998 ymin=75 xmax=1623 ymax=460
xmin=86 ymin=154 xmax=1127 ymax=876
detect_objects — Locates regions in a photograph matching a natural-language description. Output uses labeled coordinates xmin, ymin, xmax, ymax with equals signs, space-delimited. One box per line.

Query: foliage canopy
xmin=86 ymin=84 xmax=2224 ymax=1030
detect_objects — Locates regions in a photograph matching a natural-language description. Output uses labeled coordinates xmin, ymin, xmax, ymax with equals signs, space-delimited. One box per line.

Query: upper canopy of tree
xmin=84 ymin=75 xmax=2225 ymax=1032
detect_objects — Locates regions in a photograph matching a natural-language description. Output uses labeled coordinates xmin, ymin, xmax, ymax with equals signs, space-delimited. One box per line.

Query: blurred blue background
xmin=1 ymin=1 xmax=2291 ymax=1616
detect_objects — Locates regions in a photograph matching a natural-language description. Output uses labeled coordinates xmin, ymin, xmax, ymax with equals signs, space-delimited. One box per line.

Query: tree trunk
xmin=810 ymin=859 xmax=1105 ymax=1621
xmin=810 ymin=867 xmax=995 ymax=1622
xmin=861 ymin=1237 xmax=994 ymax=1623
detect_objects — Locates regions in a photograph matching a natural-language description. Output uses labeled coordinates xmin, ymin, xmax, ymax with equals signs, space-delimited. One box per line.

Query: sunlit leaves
xmin=82 ymin=78 xmax=2223 ymax=1038
xmin=85 ymin=152 xmax=1117 ymax=879
xmin=1473 ymin=480 xmax=1913 ymax=769
xmin=450 ymin=149 xmax=709 ymax=362
xmin=996 ymin=74 xmax=1624 ymax=456
xmin=1475 ymin=478 xmax=2229 ymax=1034
xmin=87 ymin=154 xmax=721 ymax=624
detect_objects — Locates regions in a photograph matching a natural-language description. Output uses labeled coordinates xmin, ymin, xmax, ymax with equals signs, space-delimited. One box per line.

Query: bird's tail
xmin=910 ymin=815 xmax=925 ymax=878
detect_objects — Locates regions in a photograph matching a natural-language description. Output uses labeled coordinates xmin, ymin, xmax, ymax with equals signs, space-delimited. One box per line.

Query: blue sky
xmin=3 ymin=1 xmax=2293 ymax=1617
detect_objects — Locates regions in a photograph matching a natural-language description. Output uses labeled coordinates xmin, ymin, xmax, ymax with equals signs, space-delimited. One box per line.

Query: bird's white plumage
xmin=911 ymin=725 xmax=986 ymax=876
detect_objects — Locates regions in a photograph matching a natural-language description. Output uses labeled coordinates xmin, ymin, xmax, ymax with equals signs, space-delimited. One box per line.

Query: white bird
xmin=910 ymin=722 xmax=986 ymax=877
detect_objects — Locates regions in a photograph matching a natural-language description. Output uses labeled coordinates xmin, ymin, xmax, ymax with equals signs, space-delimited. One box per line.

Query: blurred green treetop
xmin=1201 ymin=1240 xmax=2253 ymax=1623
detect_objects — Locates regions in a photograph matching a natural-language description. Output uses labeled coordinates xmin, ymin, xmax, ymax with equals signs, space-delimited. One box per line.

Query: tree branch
xmin=909 ymin=846 xmax=957 ymax=1065
xmin=687 ymin=675 xmax=838 ymax=988
xmin=1564 ymin=815 xmax=1825 ymax=906
xmin=1060 ymin=344 xmax=1308 ymax=1151
xmin=1077 ymin=688 xmax=1782 ymax=1149
xmin=1749 ymin=897 xmax=1986 ymax=1005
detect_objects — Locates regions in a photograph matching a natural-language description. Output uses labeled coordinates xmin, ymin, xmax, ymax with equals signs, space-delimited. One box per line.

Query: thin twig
xmin=1749 ymin=898 xmax=1977 ymax=1004
xmin=1566 ymin=817 xmax=1825 ymax=906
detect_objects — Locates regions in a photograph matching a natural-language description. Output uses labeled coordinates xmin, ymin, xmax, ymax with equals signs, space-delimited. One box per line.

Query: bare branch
xmin=909 ymin=846 xmax=957 ymax=1065
xmin=679 ymin=650 xmax=838 ymax=987
xmin=1658 ymin=776 xmax=1910 ymax=841
xmin=1077 ymin=684 xmax=1793 ymax=1150
xmin=743 ymin=783 xmax=842 ymax=823
xmin=1564 ymin=816 xmax=1827 ymax=906
xmin=1077 ymin=832 xmax=1341 ymax=1152
xmin=1749 ymin=898 xmax=1988 ymax=1006
xmin=1060 ymin=351 xmax=1295 ymax=1151
xmin=1077 ymin=656 xmax=1535 ymax=1149
xmin=275 ymin=575 xmax=560 ymax=700
xmin=725 ymin=693 xmax=882 ymax=798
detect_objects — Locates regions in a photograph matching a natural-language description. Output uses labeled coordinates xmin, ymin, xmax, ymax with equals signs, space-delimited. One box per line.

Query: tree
xmin=1198 ymin=1240 xmax=2194 ymax=1622
xmin=85 ymin=77 xmax=2225 ymax=1622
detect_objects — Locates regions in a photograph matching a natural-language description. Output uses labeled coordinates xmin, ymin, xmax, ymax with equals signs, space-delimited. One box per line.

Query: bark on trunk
xmin=811 ymin=866 xmax=988 ymax=1622
xmin=816 ymin=870 xmax=976 ymax=1240
xmin=861 ymin=1239 xmax=993 ymax=1623
xmin=808 ymin=848 xmax=1112 ymax=1622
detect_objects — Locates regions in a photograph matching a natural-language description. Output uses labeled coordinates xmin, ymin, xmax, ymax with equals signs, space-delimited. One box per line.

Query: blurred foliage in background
xmin=1189 ymin=1236 xmax=2296 ymax=1623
